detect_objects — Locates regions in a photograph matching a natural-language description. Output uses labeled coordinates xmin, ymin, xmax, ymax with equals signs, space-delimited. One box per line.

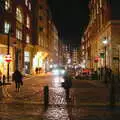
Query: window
xmin=16 ymin=29 xmax=22 ymax=40
xmin=100 ymin=0 xmax=102 ymax=8
xmin=29 ymin=3 xmax=31 ymax=10
xmin=25 ymin=0 xmax=28 ymax=6
xmin=5 ymin=0 xmax=10 ymax=10
xmin=26 ymin=34 xmax=30 ymax=43
xmin=24 ymin=51 xmax=30 ymax=62
xmin=16 ymin=7 xmax=23 ymax=23
xmin=26 ymin=15 xmax=30 ymax=28
xmin=4 ymin=21 xmax=10 ymax=33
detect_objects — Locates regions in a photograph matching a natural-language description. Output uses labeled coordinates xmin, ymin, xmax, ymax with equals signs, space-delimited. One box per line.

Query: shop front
xmin=0 ymin=44 xmax=14 ymax=77
xmin=33 ymin=51 xmax=48 ymax=74
xmin=24 ymin=51 xmax=30 ymax=74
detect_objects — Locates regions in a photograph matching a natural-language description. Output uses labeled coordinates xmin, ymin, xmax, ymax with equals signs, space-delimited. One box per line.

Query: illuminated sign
xmin=4 ymin=54 xmax=12 ymax=63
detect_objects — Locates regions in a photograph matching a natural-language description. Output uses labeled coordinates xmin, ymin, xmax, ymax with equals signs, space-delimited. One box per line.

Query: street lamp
xmin=102 ymin=37 xmax=108 ymax=83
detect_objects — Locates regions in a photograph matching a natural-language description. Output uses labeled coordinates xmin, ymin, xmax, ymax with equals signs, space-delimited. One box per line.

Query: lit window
xmin=29 ymin=3 xmax=31 ymax=10
xmin=100 ymin=0 xmax=102 ymax=8
xmin=16 ymin=7 xmax=23 ymax=23
xmin=5 ymin=0 xmax=10 ymax=10
xmin=4 ymin=21 xmax=10 ymax=33
xmin=16 ymin=29 xmax=22 ymax=40
xmin=26 ymin=35 xmax=30 ymax=43
xmin=26 ymin=16 xmax=30 ymax=28
xmin=25 ymin=0 xmax=28 ymax=6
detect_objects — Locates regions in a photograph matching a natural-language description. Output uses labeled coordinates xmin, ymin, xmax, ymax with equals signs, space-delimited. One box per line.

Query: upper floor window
xmin=16 ymin=7 xmax=23 ymax=23
xmin=4 ymin=21 xmax=10 ymax=33
xmin=25 ymin=0 xmax=28 ymax=6
xmin=26 ymin=15 xmax=30 ymax=28
xmin=100 ymin=0 xmax=102 ymax=8
xmin=16 ymin=29 xmax=22 ymax=40
xmin=29 ymin=3 xmax=31 ymax=10
xmin=5 ymin=0 xmax=11 ymax=11
xmin=26 ymin=34 xmax=30 ymax=43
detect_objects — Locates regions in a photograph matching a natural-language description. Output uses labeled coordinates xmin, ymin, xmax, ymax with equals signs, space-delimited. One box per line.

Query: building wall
xmin=0 ymin=0 xmax=33 ymax=75
xmin=82 ymin=0 xmax=120 ymax=74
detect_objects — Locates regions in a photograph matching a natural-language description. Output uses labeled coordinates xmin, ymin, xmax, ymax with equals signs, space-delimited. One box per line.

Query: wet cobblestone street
xmin=0 ymin=75 xmax=120 ymax=119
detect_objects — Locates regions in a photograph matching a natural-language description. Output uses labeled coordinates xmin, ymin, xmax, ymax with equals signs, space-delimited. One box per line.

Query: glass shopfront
xmin=24 ymin=51 xmax=30 ymax=74
xmin=0 ymin=45 xmax=14 ymax=76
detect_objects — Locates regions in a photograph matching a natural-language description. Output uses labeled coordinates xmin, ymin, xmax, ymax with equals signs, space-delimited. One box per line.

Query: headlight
xmin=61 ymin=70 xmax=65 ymax=74
xmin=52 ymin=69 xmax=59 ymax=75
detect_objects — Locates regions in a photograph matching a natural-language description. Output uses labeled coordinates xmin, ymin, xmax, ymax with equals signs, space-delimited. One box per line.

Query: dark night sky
xmin=47 ymin=0 xmax=90 ymax=47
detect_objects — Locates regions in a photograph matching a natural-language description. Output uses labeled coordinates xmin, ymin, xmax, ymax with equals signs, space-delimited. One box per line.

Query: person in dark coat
xmin=63 ymin=72 xmax=72 ymax=100
xmin=12 ymin=69 xmax=23 ymax=92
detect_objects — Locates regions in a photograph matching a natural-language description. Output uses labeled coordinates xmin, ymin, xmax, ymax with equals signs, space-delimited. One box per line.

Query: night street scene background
xmin=0 ymin=0 xmax=120 ymax=120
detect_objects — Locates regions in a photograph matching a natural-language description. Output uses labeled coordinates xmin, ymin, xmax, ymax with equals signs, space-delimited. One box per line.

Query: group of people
xmin=0 ymin=69 xmax=23 ymax=92
xmin=35 ymin=67 xmax=42 ymax=74
xmin=12 ymin=69 xmax=23 ymax=92
xmin=97 ymin=67 xmax=112 ymax=83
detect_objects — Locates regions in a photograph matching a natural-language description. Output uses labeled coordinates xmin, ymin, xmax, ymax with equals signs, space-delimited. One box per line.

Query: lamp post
xmin=102 ymin=37 xmax=108 ymax=83
xmin=7 ymin=30 xmax=10 ymax=83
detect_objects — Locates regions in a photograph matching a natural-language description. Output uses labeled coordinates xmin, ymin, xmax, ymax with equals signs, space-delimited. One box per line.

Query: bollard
xmin=109 ymin=75 xmax=115 ymax=108
xmin=44 ymin=86 xmax=49 ymax=109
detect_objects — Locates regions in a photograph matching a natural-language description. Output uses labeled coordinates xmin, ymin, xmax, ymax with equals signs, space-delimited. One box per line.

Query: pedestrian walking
xmin=2 ymin=74 xmax=6 ymax=85
xmin=0 ymin=70 xmax=2 ymax=85
xmin=12 ymin=69 xmax=23 ymax=92
xmin=63 ymin=72 xmax=72 ymax=101
xmin=35 ymin=67 xmax=38 ymax=74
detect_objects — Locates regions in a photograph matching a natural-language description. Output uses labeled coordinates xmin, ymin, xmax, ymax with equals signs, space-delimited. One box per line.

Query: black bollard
xmin=44 ymin=86 xmax=49 ymax=109
xmin=109 ymin=75 xmax=115 ymax=108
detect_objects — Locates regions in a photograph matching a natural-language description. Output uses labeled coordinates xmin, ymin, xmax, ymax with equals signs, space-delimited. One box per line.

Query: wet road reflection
xmin=52 ymin=76 xmax=64 ymax=87
xmin=1 ymin=75 xmax=120 ymax=120
xmin=43 ymin=105 xmax=69 ymax=120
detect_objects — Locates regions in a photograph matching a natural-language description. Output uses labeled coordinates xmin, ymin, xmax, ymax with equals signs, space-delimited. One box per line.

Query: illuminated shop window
xmin=24 ymin=51 xmax=30 ymax=62
xmin=4 ymin=21 xmax=10 ymax=33
xmin=16 ymin=29 xmax=22 ymax=40
xmin=5 ymin=0 xmax=11 ymax=10
xmin=26 ymin=16 xmax=30 ymax=28
xmin=26 ymin=34 xmax=30 ymax=43
xmin=16 ymin=7 xmax=23 ymax=23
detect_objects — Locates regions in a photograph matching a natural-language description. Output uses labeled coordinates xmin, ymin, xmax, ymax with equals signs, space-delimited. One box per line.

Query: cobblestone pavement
xmin=0 ymin=76 xmax=120 ymax=119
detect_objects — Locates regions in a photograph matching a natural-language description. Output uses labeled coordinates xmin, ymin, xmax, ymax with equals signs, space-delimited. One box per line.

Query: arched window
xmin=16 ymin=7 xmax=23 ymax=23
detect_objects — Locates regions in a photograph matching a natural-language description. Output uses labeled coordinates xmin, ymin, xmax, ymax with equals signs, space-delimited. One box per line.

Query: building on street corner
xmin=81 ymin=0 xmax=120 ymax=76
xmin=0 ymin=0 xmax=59 ymax=76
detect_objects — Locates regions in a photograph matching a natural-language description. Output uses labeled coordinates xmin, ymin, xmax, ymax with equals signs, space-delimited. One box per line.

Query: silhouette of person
xmin=63 ymin=72 xmax=72 ymax=100
xmin=12 ymin=69 xmax=23 ymax=92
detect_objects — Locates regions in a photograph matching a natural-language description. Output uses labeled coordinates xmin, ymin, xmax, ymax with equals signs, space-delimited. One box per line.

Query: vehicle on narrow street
xmin=51 ymin=66 xmax=66 ymax=76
